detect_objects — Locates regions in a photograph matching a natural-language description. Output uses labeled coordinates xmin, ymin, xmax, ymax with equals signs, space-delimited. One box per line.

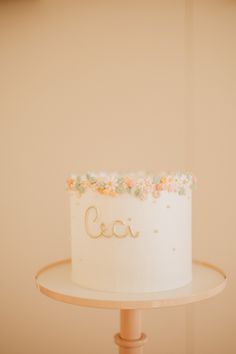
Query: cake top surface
xmin=66 ymin=171 xmax=196 ymax=200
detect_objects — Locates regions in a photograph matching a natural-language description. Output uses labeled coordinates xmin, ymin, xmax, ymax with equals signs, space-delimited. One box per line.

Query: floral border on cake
xmin=66 ymin=172 xmax=196 ymax=200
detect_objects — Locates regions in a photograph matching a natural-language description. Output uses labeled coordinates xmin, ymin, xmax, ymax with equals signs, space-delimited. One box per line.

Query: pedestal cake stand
xmin=35 ymin=259 xmax=226 ymax=354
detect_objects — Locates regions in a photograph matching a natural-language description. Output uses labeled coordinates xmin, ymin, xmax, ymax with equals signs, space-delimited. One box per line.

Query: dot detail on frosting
xmin=66 ymin=171 xmax=196 ymax=200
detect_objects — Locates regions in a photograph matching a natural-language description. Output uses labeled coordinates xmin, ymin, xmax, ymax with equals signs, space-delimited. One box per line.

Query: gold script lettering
xmin=84 ymin=205 xmax=102 ymax=238
xmin=84 ymin=205 xmax=140 ymax=239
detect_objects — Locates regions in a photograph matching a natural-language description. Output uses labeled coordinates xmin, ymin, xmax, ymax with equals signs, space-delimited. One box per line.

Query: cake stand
xmin=35 ymin=259 xmax=226 ymax=354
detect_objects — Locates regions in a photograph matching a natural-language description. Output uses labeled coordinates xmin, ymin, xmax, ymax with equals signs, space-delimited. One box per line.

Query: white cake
xmin=67 ymin=171 xmax=195 ymax=293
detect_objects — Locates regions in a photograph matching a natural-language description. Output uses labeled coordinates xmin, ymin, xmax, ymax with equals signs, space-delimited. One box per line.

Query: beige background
xmin=0 ymin=0 xmax=235 ymax=353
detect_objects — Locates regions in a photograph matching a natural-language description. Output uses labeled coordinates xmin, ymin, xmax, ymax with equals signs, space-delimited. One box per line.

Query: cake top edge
xmin=66 ymin=171 xmax=196 ymax=200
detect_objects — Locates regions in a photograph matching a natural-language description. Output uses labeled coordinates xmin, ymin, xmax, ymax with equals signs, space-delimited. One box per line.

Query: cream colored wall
xmin=0 ymin=1 xmax=235 ymax=354
xmin=189 ymin=1 xmax=236 ymax=353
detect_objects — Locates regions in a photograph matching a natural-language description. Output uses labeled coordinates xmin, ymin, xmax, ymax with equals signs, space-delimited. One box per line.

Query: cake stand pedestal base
xmin=114 ymin=310 xmax=147 ymax=354
xmin=35 ymin=259 xmax=226 ymax=354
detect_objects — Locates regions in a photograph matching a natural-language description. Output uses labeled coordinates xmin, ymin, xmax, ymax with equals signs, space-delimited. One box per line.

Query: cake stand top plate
xmin=35 ymin=259 xmax=226 ymax=310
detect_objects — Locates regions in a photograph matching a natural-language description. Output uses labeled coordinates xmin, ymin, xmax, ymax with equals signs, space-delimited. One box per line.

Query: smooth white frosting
xmin=69 ymin=185 xmax=192 ymax=293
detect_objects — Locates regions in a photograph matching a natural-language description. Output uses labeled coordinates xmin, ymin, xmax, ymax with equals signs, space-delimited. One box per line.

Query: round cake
xmin=67 ymin=171 xmax=195 ymax=293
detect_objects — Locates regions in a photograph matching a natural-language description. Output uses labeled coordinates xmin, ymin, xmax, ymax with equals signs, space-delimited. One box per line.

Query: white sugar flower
xmin=105 ymin=175 xmax=118 ymax=191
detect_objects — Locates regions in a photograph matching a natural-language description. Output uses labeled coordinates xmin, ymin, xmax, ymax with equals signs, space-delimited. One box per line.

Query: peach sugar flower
xmin=66 ymin=178 xmax=75 ymax=190
xmin=124 ymin=177 xmax=134 ymax=188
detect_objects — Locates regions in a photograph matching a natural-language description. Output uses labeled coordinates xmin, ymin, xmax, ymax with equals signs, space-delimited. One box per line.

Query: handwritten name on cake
xmin=84 ymin=205 xmax=140 ymax=239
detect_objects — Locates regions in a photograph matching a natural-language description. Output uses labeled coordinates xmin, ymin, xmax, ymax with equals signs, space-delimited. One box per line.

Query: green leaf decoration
xmin=153 ymin=176 xmax=161 ymax=184
xmin=86 ymin=173 xmax=96 ymax=183
xmin=134 ymin=189 xmax=141 ymax=197
xmin=178 ymin=187 xmax=185 ymax=196
xmin=115 ymin=186 xmax=124 ymax=193
xmin=78 ymin=185 xmax=85 ymax=193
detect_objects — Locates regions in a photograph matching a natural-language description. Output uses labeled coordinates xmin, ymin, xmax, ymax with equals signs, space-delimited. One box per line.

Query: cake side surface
xmin=68 ymin=172 xmax=193 ymax=293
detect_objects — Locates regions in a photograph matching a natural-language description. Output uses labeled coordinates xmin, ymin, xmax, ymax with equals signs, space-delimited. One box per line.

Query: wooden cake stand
xmin=35 ymin=259 xmax=226 ymax=354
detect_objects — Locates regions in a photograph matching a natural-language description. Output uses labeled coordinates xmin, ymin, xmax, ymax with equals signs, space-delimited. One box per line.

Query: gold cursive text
xmin=84 ymin=205 xmax=140 ymax=239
